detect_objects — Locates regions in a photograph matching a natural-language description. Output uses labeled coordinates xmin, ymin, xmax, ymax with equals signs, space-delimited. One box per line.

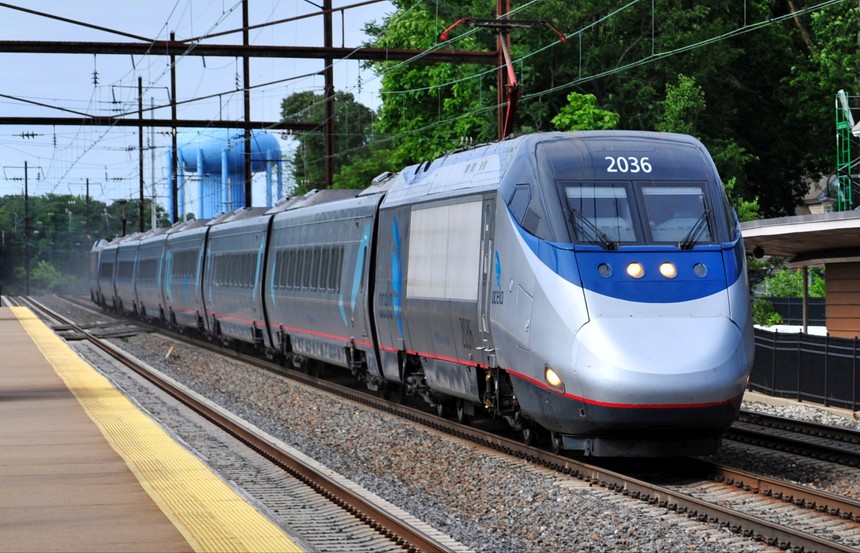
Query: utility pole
xmin=85 ymin=178 xmax=90 ymax=239
xmin=138 ymin=76 xmax=145 ymax=232
xmin=323 ymin=0 xmax=336 ymax=187
xmin=242 ymin=0 xmax=253 ymax=207
xmin=150 ymin=98 xmax=156 ymax=230
xmin=24 ymin=161 xmax=30 ymax=296
xmin=170 ymin=31 xmax=178 ymax=223
xmin=496 ymin=0 xmax=512 ymax=140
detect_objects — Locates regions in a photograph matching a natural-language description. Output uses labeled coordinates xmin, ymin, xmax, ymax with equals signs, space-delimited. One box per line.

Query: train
xmin=90 ymin=130 xmax=754 ymax=457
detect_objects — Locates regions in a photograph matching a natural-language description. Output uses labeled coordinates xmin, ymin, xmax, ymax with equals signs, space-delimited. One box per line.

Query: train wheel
xmin=550 ymin=432 xmax=563 ymax=454
xmin=522 ymin=425 xmax=536 ymax=446
xmin=455 ymin=400 xmax=472 ymax=425
xmin=435 ymin=401 xmax=449 ymax=418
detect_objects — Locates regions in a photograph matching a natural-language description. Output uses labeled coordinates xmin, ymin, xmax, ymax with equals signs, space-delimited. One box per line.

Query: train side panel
xmin=375 ymin=189 xmax=499 ymax=402
xmin=162 ymin=220 xmax=209 ymax=331
xmin=203 ymin=209 xmax=272 ymax=349
xmin=114 ymin=234 xmax=142 ymax=314
xmin=97 ymin=241 xmax=120 ymax=308
xmin=265 ymin=194 xmax=382 ymax=381
xmin=89 ymin=239 xmax=109 ymax=304
xmin=135 ymin=230 xmax=169 ymax=320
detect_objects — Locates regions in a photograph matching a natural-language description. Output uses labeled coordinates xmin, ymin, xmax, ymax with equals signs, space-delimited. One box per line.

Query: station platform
xmin=0 ymin=306 xmax=303 ymax=553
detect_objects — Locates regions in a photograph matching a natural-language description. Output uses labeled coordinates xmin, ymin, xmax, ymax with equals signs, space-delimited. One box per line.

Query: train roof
xmin=206 ymin=207 xmax=269 ymax=226
xmin=266 ymin=188 xmax=361 ymax=214
xmin=379 ymin=131 xmax=711 ymax=208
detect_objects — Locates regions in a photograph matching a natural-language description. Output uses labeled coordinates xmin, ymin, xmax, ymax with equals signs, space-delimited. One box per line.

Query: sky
xmin=0 ymin=0 xmax=394 ymax=211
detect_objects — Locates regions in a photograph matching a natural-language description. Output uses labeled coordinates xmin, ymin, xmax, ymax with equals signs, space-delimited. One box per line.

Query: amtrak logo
xmin=491 ymin=250 xmax=504 ymax=305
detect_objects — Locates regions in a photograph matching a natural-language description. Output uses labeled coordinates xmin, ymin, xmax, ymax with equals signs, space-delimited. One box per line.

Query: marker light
xmin=545 ymin=366 xmax=565 ymax=393
xmin=626 ymin=262 xmax=645 ymax=279
xmin=693 ymin=263 xmax=708 ymax=278
xmin=659 ymin=262 xmax=678 ymax=279
xmin=597 ymin=263 xmax=612 ymax=278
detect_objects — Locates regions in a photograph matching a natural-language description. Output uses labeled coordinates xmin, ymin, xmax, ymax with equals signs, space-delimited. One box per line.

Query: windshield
xmin=641 ymin=185 xmax=711 ymax=245
xmin=566 ymin=183 xmax=634 ymax=245
xmin=562 ymin=182 xmax=713 ymax=247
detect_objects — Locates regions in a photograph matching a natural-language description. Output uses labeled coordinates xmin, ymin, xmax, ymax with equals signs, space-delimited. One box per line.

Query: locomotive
xmin=90 ymin=131 xmax=754 ymax=457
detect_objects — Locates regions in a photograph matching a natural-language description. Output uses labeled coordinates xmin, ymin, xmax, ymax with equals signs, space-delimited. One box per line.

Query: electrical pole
xmin=85 ymin=178 xmax=90 ymax=240
xmin=242 ymin=0 xmax=253 ymax=208
xmin=24 ymin=161 xmax=30 ymax=296
xmin=170 ymin=31 xmax=178 ymax=223
xmin=323 ymin=0 xmax=335 ymax=187
xmin=138 ymin=76 xmax=145 ymax=232
xmin=150 ymin=98 xmax=156 ymax=230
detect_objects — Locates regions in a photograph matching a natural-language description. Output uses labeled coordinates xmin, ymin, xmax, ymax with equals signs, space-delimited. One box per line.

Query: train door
xmin=478 ymin=195 xmax=497 ymax=366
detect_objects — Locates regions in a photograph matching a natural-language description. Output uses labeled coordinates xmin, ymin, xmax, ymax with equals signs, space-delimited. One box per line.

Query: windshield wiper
xmin=569 ymin=208 xmax=617 ymax=250
xmin=678 ymin=208 xmax=711 ymax=250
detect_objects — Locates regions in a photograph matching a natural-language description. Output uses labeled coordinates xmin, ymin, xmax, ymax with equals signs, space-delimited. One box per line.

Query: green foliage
xmin=657 ymin=74 xmax=706 ymax=136
xmin=363 ymin=0 xmax=498 ymax=167
xmin=761 ymin=267 xmax=826 ymax=298
xmin=281 ymin=90 xmax=374 ymax=189
xmin=356 ymin=0 xmax=846 ymax=216
xmin=14 ymin=260 xmax=63 ymax=294
xmin=752 ymin=298 xmax=783 ymax=326
xmin=724 ymin=177 xmax=760 ymax=222
xmin=0 ymin=194 xmax=166 ymax=295
xmin=551 ymin=92 xmax=619 ymax=131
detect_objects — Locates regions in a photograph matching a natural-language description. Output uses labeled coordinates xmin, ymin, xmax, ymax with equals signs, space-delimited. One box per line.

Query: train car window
xmin=139 ymin=259 xmax=158 ymax=282
xmin=564 ymin=183 xmax=636 ymax=245
xmin=118 ymin=260 xmax=134 ymax=280
xmin=331 ymin=246 xmax=343 ymax=293
xmin=309 ymin=247 xmax=319 ymax=291
xmin=508 ymin=184 xmax=530 ymax=221
xmin=641 ymin=185 xmax=712 ymax=244
xmin=302 ymin=249 xmax=312 ymax=289
xmin=320 ymin=248 xmax=331 ymax=291
xmin=249 ymin=253 xmax=257 ymax=288
xmin=720 ymin=191 xmax=739 ymax=241
xmin=172 ymin=250 xmax=196 ymax=279
xmin=274 ymin=250 xmax=285 ymax=289
xmin=99 ymin=261 xmax=114 ymax=278
xmin=292 ymin=249 xmax=303 ymax=289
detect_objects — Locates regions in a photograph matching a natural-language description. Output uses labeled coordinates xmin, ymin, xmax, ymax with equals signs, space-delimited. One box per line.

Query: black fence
xmin=750 ymin=328 xmax=860 ymax=410
xmin=762 ymin=296 xmax=826 ymax=326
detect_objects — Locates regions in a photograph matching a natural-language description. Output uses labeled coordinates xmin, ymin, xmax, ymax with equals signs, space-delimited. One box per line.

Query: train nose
xmin=572 ymin=316 xmax=752 ymax=406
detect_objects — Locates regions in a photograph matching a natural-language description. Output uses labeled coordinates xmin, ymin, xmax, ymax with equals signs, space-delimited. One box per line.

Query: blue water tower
xmin=168 ymin=129 xmax=283 ymax=220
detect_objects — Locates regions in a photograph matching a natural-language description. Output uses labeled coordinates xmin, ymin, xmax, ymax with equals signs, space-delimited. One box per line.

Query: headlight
xmin=626 ymin=262 xmax=645 ymax=279
xmin=545 ymin=366 xmax=565 ymax=393
xmin=693 ymin=263 xmax=708 ymax=278
xmin=659 ymin=262 xmax=677 ymax=279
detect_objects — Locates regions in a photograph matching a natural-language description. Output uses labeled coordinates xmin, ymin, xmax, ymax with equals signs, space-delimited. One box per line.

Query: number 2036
xmin=605 ymin=156 xmax=652 ymax=173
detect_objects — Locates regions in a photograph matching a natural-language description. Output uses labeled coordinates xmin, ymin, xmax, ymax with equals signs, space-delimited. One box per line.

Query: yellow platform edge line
xmin=11 ymin=307 xmax=303 ymax=553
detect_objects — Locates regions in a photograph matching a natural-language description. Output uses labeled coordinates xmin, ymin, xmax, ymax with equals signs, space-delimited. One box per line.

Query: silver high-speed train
xmin=91 ymin=131 xmax=754 ymax=457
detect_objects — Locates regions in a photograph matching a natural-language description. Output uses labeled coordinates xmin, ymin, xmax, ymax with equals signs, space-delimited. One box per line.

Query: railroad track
xmin=729 ymin=410 xmax=860 ymax=467
xmin=40 ymin=294 xmax=860 ymax=552
xmin=16 ymin=295 xmax=465 ymax=553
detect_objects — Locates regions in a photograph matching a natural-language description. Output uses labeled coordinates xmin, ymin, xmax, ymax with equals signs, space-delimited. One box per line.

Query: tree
xmin=551 ymin=92 xmax=619 ymax=131
xmin=361 ymin=0 xmax=843 ymax=216
xmin=363 ymin=0 xmax=498 ymax=168
xmin=281 ymin=91 xmax=374 ymax=192
xmin=762 ymin=266 xmax=826 ymax=298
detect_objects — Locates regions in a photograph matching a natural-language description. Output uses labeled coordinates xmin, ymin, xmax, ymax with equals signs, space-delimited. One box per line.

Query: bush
xmin=752 ymin=298 xmax=782 ymax=326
